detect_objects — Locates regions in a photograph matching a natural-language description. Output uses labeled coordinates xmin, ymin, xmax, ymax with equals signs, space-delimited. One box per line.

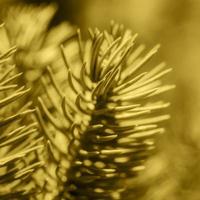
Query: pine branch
xmin=0 ymin=48 xmax=44 ymax=199
xmin=37 ymin=22 xmax=174 ymax=199
xmin=0 ymin=5 xmax=75 ymax=199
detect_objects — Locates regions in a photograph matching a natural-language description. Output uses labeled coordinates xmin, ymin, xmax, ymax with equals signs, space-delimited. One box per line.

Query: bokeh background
xmin=1 ymin=0 xmax=200 ymax=199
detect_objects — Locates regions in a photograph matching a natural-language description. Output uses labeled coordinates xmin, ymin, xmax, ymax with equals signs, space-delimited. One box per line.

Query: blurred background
xmin=1 ymin=0 xmax=200 ymax=199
